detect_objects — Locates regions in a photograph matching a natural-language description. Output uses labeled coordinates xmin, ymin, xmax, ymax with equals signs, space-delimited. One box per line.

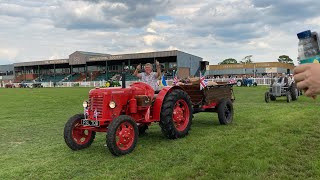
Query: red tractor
xmin=64 ymin=77 xmax=234 ymax=156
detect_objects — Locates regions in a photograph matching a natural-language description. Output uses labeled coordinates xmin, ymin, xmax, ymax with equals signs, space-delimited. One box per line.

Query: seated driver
xmin=133 ymin=61 xmax=161 ymax=91
xmin=278 ymin=73 xmax=289 ymax=86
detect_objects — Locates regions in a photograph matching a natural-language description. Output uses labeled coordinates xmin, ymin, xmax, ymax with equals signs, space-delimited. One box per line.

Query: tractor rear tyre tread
xmin=291 ymin=88 xmax=298 ymax=101
xmin=159 ymin=89 xmax=193 ymax=139
xmin=64 ymin=114 xmax=96 ymax=150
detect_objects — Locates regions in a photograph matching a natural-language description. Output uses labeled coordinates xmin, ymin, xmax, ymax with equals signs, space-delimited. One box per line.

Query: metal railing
xmin=2 ymin=78 xmax=274 ymax=88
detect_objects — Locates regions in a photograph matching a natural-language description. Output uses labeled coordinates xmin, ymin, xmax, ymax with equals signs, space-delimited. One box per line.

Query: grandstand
xmin=12 ymin=50 xmax=205 ymax=83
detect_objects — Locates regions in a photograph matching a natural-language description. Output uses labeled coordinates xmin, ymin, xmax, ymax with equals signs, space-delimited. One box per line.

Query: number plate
xmin=81 ymin=119 xmax=100 ymax=127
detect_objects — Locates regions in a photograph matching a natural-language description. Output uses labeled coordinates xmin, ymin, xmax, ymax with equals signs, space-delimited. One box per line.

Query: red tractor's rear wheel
xmin=64 ymin=114 xmax=96 ymax=150
xmin=160 ymin=89 xmax=193 ymax=139
xmin=106 ymin=115 xmax=138 ymax=156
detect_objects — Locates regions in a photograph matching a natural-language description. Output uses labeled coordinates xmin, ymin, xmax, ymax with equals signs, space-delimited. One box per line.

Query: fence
xmin=4 ymin=78 xmax=274 ymax=88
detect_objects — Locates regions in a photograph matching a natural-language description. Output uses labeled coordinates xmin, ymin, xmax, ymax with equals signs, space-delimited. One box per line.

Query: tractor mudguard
xmin=152 ymin=86 xmax=184 ymax=121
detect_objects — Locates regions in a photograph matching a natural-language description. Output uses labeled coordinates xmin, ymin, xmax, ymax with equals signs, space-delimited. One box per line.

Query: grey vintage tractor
xmin=265 ymin=81 xmax=299 ymax=103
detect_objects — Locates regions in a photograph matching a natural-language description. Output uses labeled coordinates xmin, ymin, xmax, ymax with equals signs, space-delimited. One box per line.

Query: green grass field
xmin=1 ymin=86 xmax=320 ymax=179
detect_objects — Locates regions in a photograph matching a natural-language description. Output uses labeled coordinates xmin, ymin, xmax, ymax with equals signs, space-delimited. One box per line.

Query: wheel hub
xmin=72 ymin=122 xmax=91 ymax=144
xmin=173 ymin=100 xmax=190 ymax=131
xmin=116 ymin=123 xmax=134 ymax=150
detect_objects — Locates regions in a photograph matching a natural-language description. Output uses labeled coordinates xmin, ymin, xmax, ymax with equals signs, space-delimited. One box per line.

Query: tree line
xmin=218 ymin=55 xmax=294 ymax=65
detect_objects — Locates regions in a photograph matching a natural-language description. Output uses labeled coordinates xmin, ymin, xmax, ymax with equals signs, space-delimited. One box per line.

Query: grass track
xmin=0 ymin=86 xmax=320 ymax=179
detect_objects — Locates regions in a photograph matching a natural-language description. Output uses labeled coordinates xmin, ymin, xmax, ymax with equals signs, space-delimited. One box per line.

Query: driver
xmin=133 ymin=61 xmax=161 ymax=91
xmin=278 ymin=73 xmax=288 ymax=86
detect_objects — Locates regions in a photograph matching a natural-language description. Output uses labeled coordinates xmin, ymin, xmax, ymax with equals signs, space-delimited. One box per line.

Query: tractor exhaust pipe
xmin=122 ymin=72 xmax=126 ymax=88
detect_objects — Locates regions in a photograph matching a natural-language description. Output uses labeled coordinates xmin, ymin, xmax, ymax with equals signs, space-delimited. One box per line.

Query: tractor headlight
xmin=109 ymin=101 xmax=116 ymax=109
xmin=83 ymin=101 xmax=89 ymax=108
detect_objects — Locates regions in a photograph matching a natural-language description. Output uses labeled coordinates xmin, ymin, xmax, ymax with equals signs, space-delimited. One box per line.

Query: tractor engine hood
xmin=86 ymin=82 xmax=154 ymax=121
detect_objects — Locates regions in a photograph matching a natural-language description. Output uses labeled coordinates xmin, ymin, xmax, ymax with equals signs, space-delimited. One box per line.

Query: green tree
xmin=240 ymin=55 xmax=253 ymax=64
xmin=278 ymin=55 xmax=294 ymax=65
xmin=218 ymin=58 xmax=238 ymax=65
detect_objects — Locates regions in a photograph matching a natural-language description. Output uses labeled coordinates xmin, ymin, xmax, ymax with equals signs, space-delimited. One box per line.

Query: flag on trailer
xmin=161 ymin=74 xmax=167 ymax=86
xmin=200 ymin=72 xmax=208 ymax=90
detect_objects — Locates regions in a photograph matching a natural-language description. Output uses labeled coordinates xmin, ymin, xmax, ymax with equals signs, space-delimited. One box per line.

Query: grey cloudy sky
xmin=0 ymin=0 xmax=319 ymax=65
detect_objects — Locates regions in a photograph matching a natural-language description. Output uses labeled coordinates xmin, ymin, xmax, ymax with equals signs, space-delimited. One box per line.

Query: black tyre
xmin=106 ymin=115 xmax=138 ymax=156
xmin=217 ymin=99 xmax=234 ymax=125
xmin=64 ymin=114 xmax=96 ymax=150
xmin=159 ymin=89 xmax=193 ymax=139
xmin=270 ymin=95 xmax=276 ymax=101
xmin=286 ymin=92 xmax=292 ymax=103
xmin=138 ymin=124 xmax=148 ymax=135
xmin=265 ymin=92 xmax=270 ymax=103
xmin=291 ymin=88 xmax=298 ymax=101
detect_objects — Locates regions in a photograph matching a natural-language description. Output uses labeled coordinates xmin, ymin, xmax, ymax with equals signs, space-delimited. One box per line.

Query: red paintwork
xmin=78 ymin=82 xmax=231 ymax=133
xmin=202 ymin=102 xmax=218 ymax=109
xmin=152 ymin=86 xmax=184 ymax=121
xmin=173 ymin=99 xmax=190 ymax=131
xmin=71 ymin=119 xmax=94 ymax=144
xmin=82 ymin=83 xmax=184 ymax=131
xmin=116 ymin=122 xmax=135 ymax=150
xmin=82 ymin=82 xmax=158 ymax=130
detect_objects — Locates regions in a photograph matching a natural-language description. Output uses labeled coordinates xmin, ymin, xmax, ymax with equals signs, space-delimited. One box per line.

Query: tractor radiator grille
xmin=89 ymin=96 xmax=103 ymax=119
xmin=272 ymin=85 xmax=281 ymax=96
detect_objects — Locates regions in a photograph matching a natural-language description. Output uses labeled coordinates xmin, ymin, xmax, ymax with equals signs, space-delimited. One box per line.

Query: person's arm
xmin=134 ymin=64 xmax=142 ymax=78
xmin=155 ymin=60 xmax=161 ymax=78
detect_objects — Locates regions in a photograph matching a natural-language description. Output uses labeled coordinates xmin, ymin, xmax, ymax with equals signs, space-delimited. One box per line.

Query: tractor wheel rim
xmin=173 ymin=99 xmax=190 ymax=131
xmin=116 ymin=122 xmax=135 ymax=151
xmin=72 ymin=120 xmax=92 ymax=145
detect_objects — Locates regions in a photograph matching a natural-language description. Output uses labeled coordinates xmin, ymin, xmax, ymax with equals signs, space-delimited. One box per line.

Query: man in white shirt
xmin=133 ymin=61 xmax=161 ymax=91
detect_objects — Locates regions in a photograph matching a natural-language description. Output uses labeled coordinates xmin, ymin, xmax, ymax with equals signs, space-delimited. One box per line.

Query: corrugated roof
xmin=77 ymin=51 xmax=110 ymax=56
xmin=13 ymin=50 xmax=201 ymax=67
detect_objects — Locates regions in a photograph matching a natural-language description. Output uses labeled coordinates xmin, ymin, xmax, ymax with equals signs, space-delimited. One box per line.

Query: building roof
xmin=76 ymin=51 xmax=110 ymax=56
xmin=14 ymin=50 xmax=200 ymax=67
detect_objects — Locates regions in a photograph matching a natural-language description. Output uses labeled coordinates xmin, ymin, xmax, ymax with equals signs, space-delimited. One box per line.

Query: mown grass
xmin=0 ymin=86 xmax=320 ymax=179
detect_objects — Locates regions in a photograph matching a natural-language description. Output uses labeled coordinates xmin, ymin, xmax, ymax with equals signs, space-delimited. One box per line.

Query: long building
xmin=7 ymin=50 xmax=205 ymax=83
xmin=205 ymin=62 xmax=295 ymax=78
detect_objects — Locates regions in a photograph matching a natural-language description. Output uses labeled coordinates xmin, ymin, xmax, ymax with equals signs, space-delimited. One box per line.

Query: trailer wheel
xmin=265 ymin=92 xmax=270 ymax=103
xmin=107 ymin=115 xmax=138 ymax=156
xmin=217 ymin=99 xmax=233 ymax=125
xmin=159 ymin=89 xmax=193 ymax=139
xmin=64 ymin=114 xmax=96 ymax=150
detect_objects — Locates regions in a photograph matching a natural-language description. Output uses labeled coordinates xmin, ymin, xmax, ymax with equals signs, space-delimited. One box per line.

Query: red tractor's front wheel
xmin=64 ymin=114 xmax=96 ymax=150
xmin=160 ymin=89 xmax=193 ymax=139
xmin=106 ymin=115 xmax=138 ymax=156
